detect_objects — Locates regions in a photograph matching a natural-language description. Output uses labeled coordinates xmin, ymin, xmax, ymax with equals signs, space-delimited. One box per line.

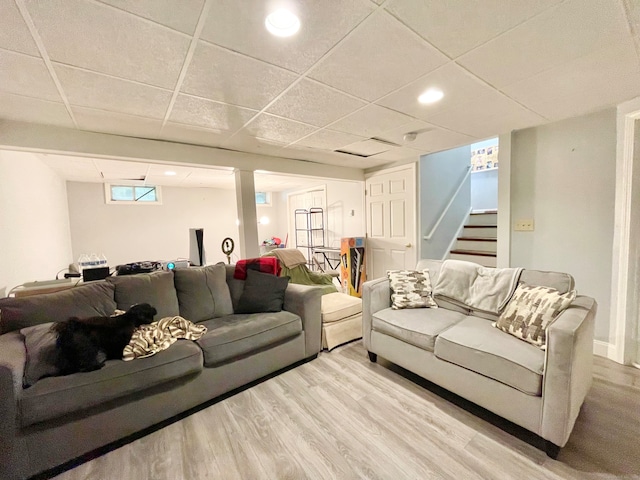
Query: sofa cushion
xmin=0 ymin=282 xmax=117 ymax=334
xmin=235 ymin=269 xmax=289 ymax=314
xmin=372 ymin=307 xmax=466 ymax=352
xmin=321 ymin=292 xmax=362 ymax=323
xmin=173 ymin=263 xmax=234 ymax=322
xmin=196 ymin=312 xmax=302 ymax=366
xmin=434 ymin=316 xmax=545 ymax=396
xmin=519 ymin=270 xmax=574 ymax=294
xmin=20 ymin=323 xmax=60 ymax=387
xmin=107 ymin=271 xmax=179 ymax=320
xmin=19 ymin=340 xmax=203 ymax=427
xmin=495 ymin=283 xmax=576 ymax=348
xmin=387 ymin=269 xmax=438 ymax=309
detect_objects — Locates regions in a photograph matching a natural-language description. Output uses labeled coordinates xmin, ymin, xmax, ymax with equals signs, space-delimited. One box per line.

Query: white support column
xmin=496 ymin=133 xmax=512 ymax=268
xmin=234 ymin=169 xmax=260 ymax=259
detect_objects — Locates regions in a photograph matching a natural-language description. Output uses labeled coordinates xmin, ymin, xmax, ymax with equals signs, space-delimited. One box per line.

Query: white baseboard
xmin=593 ymin=340 xmax=612 ymax=358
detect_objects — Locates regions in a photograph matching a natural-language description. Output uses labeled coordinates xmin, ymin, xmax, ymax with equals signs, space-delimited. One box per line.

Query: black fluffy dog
xmin=52 ymin=303 xmax=157 ymax=375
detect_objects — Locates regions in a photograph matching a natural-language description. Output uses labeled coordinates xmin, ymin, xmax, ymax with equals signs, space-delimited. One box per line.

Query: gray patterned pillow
xmin=387 ymin=269 xmax=438 ymax=310
xmin=495 ymin=283 xmax=576 ymax=348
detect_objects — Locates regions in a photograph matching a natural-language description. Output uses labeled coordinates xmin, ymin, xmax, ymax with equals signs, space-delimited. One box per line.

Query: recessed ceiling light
xmin=418 ymin=88 xmax=444 ymax=104
xmin=265 ymin=9 xmax=300 ymax=37
xmin=164 ymin=170 xmax=177 ymax=176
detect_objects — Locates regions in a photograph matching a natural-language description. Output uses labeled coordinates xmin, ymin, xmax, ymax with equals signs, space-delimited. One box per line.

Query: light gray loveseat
xmin=0 ymin=264 xmax=322 ymax=480
xmin=362 ymin=259 xmax=596 ymax=457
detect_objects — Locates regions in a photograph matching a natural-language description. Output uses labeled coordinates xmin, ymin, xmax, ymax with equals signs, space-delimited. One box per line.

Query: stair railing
xmin=423 ymin=165 xmax=472 ymax=241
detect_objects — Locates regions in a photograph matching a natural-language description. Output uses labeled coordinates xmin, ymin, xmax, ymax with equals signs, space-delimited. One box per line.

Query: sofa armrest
xmin=362 ymin=278 xmax=391 ymax=351
xmin=0 ymin=332 xmax=26 ymax=479
xmin=283 ymin=284 xmax=323 ymax=358
xmin=541 ymin=295 xmax=596 ymax=447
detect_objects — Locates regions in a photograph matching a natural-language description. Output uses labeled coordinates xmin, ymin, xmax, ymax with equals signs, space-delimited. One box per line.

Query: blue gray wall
xmin=470 ymin=168 xmax=498 ymax=211
xmin=420 ymin=145 xmax=471 ymax=260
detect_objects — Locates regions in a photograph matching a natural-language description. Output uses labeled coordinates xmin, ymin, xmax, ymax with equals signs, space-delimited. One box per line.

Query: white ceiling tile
xmin=200 ymin=0 xmax=375 ymax=74
xmin=25 ymin=0 xmax=190 ymax=89
xmin=427 ymin=93 xmax=545 ymax=138
xmin=72 ymin=106 xmax=163 ymax=138
xmin=366 ymin=146 xmax=421 ymax=163
xmin=240 ymin=114 xmax=317 ymax=145
xmin=178 ymin=173 xmax=235 ymax=189
xmin=458 ymin=0 xmax=631 ymax=88
xmin=181 ymin=41 xmax=298 ymax=110
xmin=377 ymin=120 xmax=476 ymax=153
xmin=169 ymin=94 xmax=258 ymax=132
xmin=309 ymin=11 xmax=448 ymax=101
xmin=294 ymin=129 xmax=365 ymax=151
xmin=96 ymin=0 xmax=205 ymax=35
xmin=503 ymin=41 xmax=640 ymax=121
xmin=94 ymin=159 xmax=151 ymax=179
xmin=0 ymin=49 xmax=60 ymax=101
xmin=340 ymin=139 xmax=390 ymax=156
xmin=330 ymin=104 xmax=413 ymax=138
xmin=385 ymin=0 xmax=562 ymax=58
xmin=55 ymin=65 xmax=172 ymax=119
xmin=37 ymin=154 xmax=102 ymax=181
xmin=378 ymin=62 xmax=509 ymax=121
xmin=0 ymin=0 xmax=39 ymax=55
xmin=161 ymin=122 xmax=230 ymax=147
xmin=223 ymin=134 xmax=288 ymax=158
xmin=0 ymin=91 xmax=73 ymax=127
xmin=266 ymin=79 xmax=366 ymax=127
xmin=283 ymin=143 xmax=385 ymax=168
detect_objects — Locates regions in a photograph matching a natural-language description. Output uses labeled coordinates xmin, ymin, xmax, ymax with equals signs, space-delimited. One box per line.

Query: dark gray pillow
xmin=0 ymin=282 xmax=116 ymax=334
xmin=20 ymin=323 xmax=60 ymax=388
xmin=235 ymin=269 xmax=290 ymax=314
xmin=173 ymin=263 xmax=234 ymax=322
xmin=107 ymin=271 xmax=179 ymax=320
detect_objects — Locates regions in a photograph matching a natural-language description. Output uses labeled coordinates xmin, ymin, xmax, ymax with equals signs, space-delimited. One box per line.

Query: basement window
xmin=105 ymin=184 xmax=162 ymax=204
xmin=256 ymin=191 xmax=271 ymax=205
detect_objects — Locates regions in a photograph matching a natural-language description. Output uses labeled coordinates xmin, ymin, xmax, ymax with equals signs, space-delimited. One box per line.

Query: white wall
xmin=511 ymin=108 xmax=616 ymax=343
xmin=66 ymin=182 xmax=239 ymax=266
xmin=0 ymin=151 xmax=73 ymax=295
xmin=470 ymin=169 xmax=498 ymax=211
xmin=325 ymin=180 xmax=366 ymax=247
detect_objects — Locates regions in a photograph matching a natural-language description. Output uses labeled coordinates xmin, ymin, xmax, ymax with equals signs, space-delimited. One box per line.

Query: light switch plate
xmin=515 ymin=219 xmax=534 ymax=231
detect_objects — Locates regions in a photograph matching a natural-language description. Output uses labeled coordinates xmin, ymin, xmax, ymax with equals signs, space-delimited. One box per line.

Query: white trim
xmin=423 ymin=165 xmax=471 ymax=240
xmin=496 ymin=133 xmax=511 ymax=268
xmin=609 ymin=97 xmax=640 ymax=364
xmin=593 ymin=340 xmax=613 ymax=358
xmin=442 ymin=207 xmax=473 ymax=261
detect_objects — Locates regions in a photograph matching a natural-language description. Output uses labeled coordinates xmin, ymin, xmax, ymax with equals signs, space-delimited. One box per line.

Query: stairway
xmin=449 ymin=210 xmax=497 ymax=267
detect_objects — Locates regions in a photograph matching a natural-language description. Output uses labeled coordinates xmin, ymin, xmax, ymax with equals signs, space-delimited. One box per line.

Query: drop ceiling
xmin=1 ymin=0 xmax=639 ymax=175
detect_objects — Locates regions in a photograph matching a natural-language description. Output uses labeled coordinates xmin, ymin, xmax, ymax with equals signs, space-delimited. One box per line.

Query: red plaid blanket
xmin=233 ymin=257 xmax=281 ymax=280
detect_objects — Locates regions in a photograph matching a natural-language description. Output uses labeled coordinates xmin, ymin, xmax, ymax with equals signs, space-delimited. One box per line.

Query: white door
xmin=365 ymin=164 xmax=417 ymax=280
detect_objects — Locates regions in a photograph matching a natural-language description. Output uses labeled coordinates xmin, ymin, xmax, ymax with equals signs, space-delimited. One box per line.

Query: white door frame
xmin=609 ymin=97 xmax=640 ymax=364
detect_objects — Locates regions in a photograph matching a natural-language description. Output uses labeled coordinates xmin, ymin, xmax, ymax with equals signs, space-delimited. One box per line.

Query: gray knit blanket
xmin=433 ymin=260 xmax=523 ymax=315
xmin=123 ymin=316 xmax=207 ymax=361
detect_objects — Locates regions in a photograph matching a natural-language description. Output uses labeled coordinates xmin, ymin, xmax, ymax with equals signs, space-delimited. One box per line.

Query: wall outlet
xmin=515 ymin=219 xmax=534 ymax=231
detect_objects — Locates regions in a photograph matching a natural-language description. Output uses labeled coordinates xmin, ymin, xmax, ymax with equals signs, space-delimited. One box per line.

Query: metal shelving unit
xmin=294 ymin=207 xmax=325 ymax=270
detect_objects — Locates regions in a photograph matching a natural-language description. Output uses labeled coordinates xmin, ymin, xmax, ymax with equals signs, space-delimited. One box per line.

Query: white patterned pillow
xmin=387 ymin=269 xmax=438 ymax=310
xmin=495 ymin=283 xmax=576 ymax=348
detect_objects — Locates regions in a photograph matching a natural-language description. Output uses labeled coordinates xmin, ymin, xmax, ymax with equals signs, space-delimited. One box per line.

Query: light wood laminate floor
xmin=52 ymin=341 xmax=640 ymax=480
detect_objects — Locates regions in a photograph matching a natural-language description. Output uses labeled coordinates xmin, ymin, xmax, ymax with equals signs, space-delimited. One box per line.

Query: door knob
xmin=405 ymin=243 xmax=412 ymax=248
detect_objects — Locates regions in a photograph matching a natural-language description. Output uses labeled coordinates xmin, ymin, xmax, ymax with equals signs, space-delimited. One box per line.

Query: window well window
xmin=255 ymin=192 xmax=271 ymax=205
xmin=105 ymin=184 xmax=162 ymax=204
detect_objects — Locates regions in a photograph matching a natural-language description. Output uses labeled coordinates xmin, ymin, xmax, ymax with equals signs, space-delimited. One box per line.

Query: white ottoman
xmin=321 ymin=292 xmax=363 ymax=351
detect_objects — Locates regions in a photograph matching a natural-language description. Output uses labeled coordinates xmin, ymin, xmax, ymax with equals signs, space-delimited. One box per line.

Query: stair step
xmin=449 ymin=249 xmax=497 ymax=258
xmin=457 ymin=236 xmax=497 ymax=242
xmin=464 ymin=224 xmax=497 ymax=228
xmin=470 ymin=209 xmax=497 ymax=215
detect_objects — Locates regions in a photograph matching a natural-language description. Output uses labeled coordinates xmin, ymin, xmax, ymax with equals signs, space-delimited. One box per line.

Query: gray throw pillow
xmin=235 ymin=269 xmax=290 ymax=314
xmin=173 ymin=263 xmax=234 ymax=322
xmin=107 ymin=271 xmax=179 ymax=320
xmin=20 ymin=323 xmax=60 ymax=387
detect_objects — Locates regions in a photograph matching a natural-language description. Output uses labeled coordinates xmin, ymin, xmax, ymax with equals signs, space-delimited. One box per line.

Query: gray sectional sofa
xmin=0 ymin=264 xmax=322 ymax=480
xmin=363 ymin=259 xmax=597 ymax=457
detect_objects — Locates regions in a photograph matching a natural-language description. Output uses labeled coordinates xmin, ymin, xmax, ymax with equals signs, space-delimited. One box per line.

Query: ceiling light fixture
xmin=418 ymin=88 xmax=444 ymax=104
xmin=265 ymin=9 xmax=300 ymax=37
xmin=164 ymin=170 xmax=177 ymax=176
